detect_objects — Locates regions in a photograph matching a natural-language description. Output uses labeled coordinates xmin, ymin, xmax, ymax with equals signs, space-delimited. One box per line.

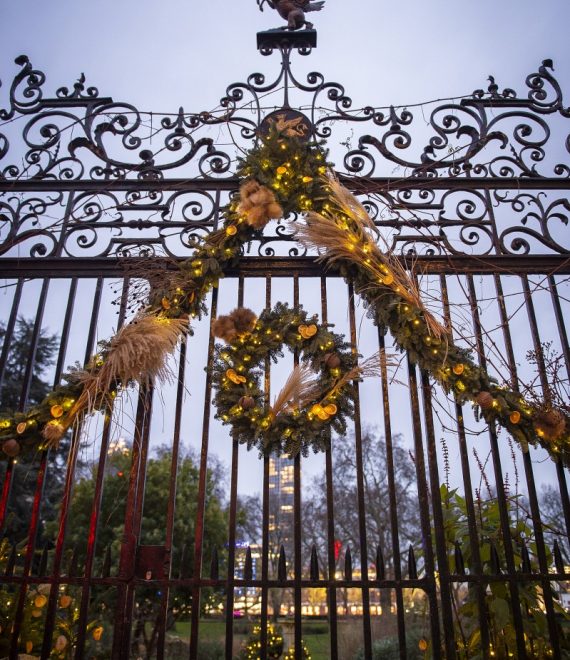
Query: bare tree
xmin=302 ymin=429 xmax=420 ymax=612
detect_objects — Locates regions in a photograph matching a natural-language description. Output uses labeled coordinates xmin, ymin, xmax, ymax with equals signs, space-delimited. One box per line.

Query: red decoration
xmin=334 ymin=539 xmax=342 ymax=561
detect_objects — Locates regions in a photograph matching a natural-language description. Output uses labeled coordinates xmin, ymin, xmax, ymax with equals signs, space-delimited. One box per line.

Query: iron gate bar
xmin=2 ymin=176 xmax=570 ymax=194
xmin=467 ymin=275 xmax=527 ymax=657
xmin=224 ymin=275 xmax=244 ymax=660
xmin=321 ymin=276 xmax=339 ymax=660
xmin=377 ymin=328 xmax=408 ymax=658
xmin=440 ymin=274 xmax=491 ymax=658
xmin=156 ymin=331 xmax=187 ymax=659
xmin=1 ymin=255 xmax=569 ymax=280
xmin=420 ymin=369 xmax=457 ymax=658
xmin=188 ymin=286 xmax=219 ymax=659
xmin=348 ymin=282 xmax=373 ymax=658
xmin=293 ymin=275 xmax=303 ymax=659
xmin=406 ymin=355 xmax=442 ymax=657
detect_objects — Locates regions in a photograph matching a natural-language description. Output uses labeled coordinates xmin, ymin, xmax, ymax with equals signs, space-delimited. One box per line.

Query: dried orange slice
xmin=226 ymin=369 xmax=246 ymax=385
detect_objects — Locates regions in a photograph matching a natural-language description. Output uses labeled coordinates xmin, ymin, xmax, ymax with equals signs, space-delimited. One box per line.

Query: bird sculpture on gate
xmin=257 ymin=0 xmax=326 ymax=31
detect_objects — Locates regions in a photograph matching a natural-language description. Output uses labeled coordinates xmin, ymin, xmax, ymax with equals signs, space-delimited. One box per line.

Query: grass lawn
xmin=170 ymin=619 xmax=332 ymax=659
xmin=304 ymin=629 xmax=330 ymax=660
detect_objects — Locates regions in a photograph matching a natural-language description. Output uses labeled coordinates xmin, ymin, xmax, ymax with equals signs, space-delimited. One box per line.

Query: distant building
xmin=269 ymin=455 xmax=295 ymax=561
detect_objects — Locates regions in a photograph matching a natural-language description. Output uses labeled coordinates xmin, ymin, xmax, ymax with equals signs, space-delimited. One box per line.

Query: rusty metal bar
xmin=1 ymin=255 xmax=569 ymax=280
xmin=1 ymin=175 xmax=568 ymax=194
xmin=467 ymin=274 xmax=527 ymax=658
xmin=419 ymin=369 xmax=457 ymax=659
xmin=40 ymin=276 xmax=79 ymax=659
xmin=259 ymin=275 xmax=272 ymax=660
xmin=440 ymin=274 xmax=490 ymax=658
xmin=321 ymin=276 xmax=339 ymax=660
xmin=156 ymin=333 xmax=188 ymax=660
xmin=347 ymin=283 xmax=373 ymax=659
xmin=406 ymin=356 xmax=442 ymax=657
xmin=377 ymin=328 xmax=408 ymax=659
xmin=292 ymin=275 xmax=303 ymax=658
xmin=110 ymin=385 xmax=154 ymax=658
xmin=188 ymin=288 xmax=219 ymax=659
xmin=224 ymin=275 xmax=244 ymax=660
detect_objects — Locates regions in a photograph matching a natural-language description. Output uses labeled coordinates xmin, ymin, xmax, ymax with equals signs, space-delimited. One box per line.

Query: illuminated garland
xmin=1 ymin=129 xmax=568 ymax=466
xmin=0 ymin=132 xmax=328 ymax=460
xmin=211 ymin=303 xmax=358 ymax=457
xmin=292 ymin=181 xmax=570 ymax=465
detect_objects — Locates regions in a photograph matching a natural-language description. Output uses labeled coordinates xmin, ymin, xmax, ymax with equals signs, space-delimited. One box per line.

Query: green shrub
xmin=197 ymin=638 xmax=225 ymax=660
xmin=353 ymin=629 xmax=424 ymax=660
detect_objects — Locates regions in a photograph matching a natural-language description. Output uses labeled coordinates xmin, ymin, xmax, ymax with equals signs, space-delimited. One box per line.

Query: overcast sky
xmin=2 ymin=0 xmax=569 ymax=117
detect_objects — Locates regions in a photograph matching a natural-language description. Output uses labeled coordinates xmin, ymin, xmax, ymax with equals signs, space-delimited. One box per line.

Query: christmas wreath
xmin=211 ymin=303 xmax=368 ymax=457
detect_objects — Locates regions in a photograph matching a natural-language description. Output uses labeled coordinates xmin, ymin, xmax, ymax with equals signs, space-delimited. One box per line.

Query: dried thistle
xmin=213 ymin=308 xmax=257 ymax=343
xmin=238 ymin=180 xmax=283 ymax=229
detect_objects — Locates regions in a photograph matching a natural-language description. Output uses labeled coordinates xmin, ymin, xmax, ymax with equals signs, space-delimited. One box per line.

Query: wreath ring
xmin=211 ymin=303 xmax=358 ymax=457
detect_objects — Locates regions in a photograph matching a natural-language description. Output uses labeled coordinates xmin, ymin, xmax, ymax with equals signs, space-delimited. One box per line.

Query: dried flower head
xmin=213 ymin=308 xmax=257 ymax=343
xmin=238 ymin=180 xmax=283 ymax=229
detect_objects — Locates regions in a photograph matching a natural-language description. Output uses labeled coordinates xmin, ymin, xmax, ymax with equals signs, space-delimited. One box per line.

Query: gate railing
xmin=1 ymin=41 xmax=570 ymax=659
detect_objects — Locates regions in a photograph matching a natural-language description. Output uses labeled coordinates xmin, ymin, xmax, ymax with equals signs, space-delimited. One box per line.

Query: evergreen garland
xmin=1 ymin=127 xmax=568 ymax=467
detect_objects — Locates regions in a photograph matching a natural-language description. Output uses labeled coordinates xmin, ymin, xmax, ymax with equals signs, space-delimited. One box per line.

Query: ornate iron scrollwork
xmin=0 ymin=51 xmax=569 ymax=258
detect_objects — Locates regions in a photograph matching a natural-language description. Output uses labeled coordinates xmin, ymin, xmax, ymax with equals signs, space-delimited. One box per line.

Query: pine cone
xmin=239 ymin=396 xmax=255 ymax=410
xmin=535 ymin=409 xmax=566 ymax=441
xmin=476 ymin=391 xmax=494 ymax=410
xmin=2 ymin=439 xmax=20 ymax=457
xmin=324 ymin=353 xmax=341 ymax=369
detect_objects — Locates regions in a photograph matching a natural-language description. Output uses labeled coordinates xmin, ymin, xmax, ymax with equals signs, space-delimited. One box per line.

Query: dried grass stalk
xmin=49 ymin=313 xmax=187 ymax=446
xmin=294 ymin=179 xmax=448 ymax=340
xmin=270 ymin=364 xmax=320 ymax=418
xmin=92 ymin=313 xmax=187 ymax=391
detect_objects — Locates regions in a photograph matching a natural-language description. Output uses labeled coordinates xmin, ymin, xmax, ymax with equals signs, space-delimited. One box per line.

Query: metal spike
xmin=67 ymin=543 xmax=79 ymax=577
xmin=408 ymin=545 xmax=417 ymax=580
xmin=102 ymin=545 xmax=112 ymax=578
xmin=38 ymin=545 xmax=48 ymax=577
xmin=520 ymin=541 xmax=531 ymax=574
xmin=490 ymin=542 xmax=502 ymax=575
xmin=278 ymin=545 xmax=287 ymax=582
xmin=553 ymin=539 xmax=565 ymax=575
xmin=344 ymin=546 xmax=352 ymax=581
xmin=310 ymin=545 xmax=319 ymax=581
xmin=454 ymin=541 xmax=465 ymax=576
xmin=375 ymin=545 xmax=385 ymax=581
xmin=210 ymin=546 xmax=219 ymax=580
xmin=244 ymin=546 xmax=253 ymax=583
xmin=5 ymin=544 xmax=16 ymax=576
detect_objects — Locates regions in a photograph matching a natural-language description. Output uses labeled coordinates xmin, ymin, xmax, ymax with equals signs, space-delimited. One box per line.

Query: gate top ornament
xmin=257 ymin=0 xmax=325 ymax=30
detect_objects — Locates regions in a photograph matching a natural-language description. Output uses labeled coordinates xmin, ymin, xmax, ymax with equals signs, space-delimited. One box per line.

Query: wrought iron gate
xmin=1 ymin=36 xmax=570 ymax=659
